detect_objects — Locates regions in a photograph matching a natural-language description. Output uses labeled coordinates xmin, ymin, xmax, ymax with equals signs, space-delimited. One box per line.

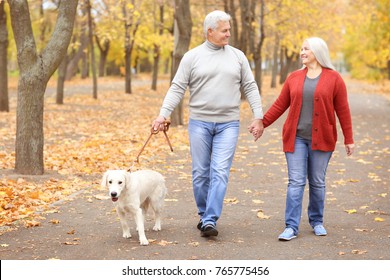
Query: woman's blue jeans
xmin=188 ymin=119 xmax=240 ymax=227
xmin=284 ymin=137 xmax=332 ymax=234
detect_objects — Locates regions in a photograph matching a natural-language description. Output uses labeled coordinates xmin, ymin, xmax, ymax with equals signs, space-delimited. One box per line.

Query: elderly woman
xmin=263 ymin=37 xmax=355 ymax=241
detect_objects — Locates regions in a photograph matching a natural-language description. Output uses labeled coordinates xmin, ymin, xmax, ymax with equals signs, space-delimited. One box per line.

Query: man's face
xmin=208 ymin=21 xmax=231 ymax=47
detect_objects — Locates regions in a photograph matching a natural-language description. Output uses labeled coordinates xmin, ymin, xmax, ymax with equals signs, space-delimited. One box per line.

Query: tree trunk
xmin=170 ymin=0 xmax=192 ymax=126
xmin=8 ymin=0 xmax=79 ymax=175
xmin=56 ymin=55 xmax=68 ymax=105
xmin=123 ymin=0 xmax=140 ymax=94
xmin=96 ymin=36 xmax=109 ymax=77
xmin=239 ymin=0 xmax=250 ymax=54
xmin=0 ymin=1 xmax=9 ymax=112
xmin=223 ymin=0 xmax=238 ymax=48
xmin=279 ymin=48 xmax=298 ymax=84
xmin=86 ymin=0 xmax=97 ymax=99
xmin=66 ymin=5 xmax=88 ymax=81
xmin=151 ymin=2 xmax=164 ymax=91
xmin=271 ymin=34 xmax=279 ymax=88
xmin=252 ymin=0 xmax=264 ymax=95
xmin=387 ymin=60 xmax=390 ymax=80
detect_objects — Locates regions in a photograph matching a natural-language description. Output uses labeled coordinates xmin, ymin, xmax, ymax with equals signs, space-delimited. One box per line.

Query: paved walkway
xmin=1 ymin=78 xmax=389 ymax=261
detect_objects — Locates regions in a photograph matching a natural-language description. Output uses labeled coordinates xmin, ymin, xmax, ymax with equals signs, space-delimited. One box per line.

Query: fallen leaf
xmin=356 ymin=159 xmax=373 ymax=164
xmin=351 ymin=250 xmax=367 ymax=255
xmin=224 ymin=198 xmax=239 ymax=204
xmin=348 ymin=179 xmax=360 ymax=183
xmin=257 ymin=210 xmax=270 ymax=219
xmin=158 ymin=240 xmax=173 ymax=246
xmin=344 ymin=209 xmax=357 ymax=214
xmin=0 ymin=244 xmax=9 ymax=247
xmin=374 ymin=217 xmax=385 ymax=222
xmin=50 ymin=219 xmax=60 ymax=224
xmin=25 ymin=220 xmax=41 ymax=228
xmin=62 ymin=242 xmax=79 ymax=245
xmin=252 ymin=199 xmax=264 ymax=204
xmin=355 ymin=228 xmax=369 ymax=232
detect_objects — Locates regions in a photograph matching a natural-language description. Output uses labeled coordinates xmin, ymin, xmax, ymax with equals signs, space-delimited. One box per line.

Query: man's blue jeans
xmin=188 ymin=119 xmax=240 ymax=227
xmin=284 ymin=137 xmax=332 ymax=234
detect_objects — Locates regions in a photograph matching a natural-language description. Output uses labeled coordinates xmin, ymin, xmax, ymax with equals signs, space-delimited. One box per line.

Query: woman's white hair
xmin=304 ymin=37 xmax=335 ymax=70
xmin=203 ymin=10 xmax=231 ymax=37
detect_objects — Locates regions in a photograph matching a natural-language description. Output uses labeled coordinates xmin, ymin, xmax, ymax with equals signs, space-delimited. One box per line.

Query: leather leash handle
xmin=134 ymin=121 xmax=173 ymax=164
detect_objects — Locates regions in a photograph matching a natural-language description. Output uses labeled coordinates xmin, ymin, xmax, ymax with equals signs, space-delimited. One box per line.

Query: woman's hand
xmin=345 ymin=144 xmax=355 ymax=156
xmin=248 ymin=119 xmax=264 ymax=142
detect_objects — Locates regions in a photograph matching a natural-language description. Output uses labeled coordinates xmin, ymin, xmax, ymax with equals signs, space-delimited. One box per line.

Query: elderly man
xmin=152 ymin=10 xmax=264 ymax=237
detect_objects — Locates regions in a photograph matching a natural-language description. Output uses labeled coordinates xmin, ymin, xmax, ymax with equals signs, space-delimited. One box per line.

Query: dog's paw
xmin=139 ymin=238 xmax=149 ymax=246
xmin=122 ymin=232 xmax=132 ymax=239
xmin=153 ymin=225 xmax=161 ymax=231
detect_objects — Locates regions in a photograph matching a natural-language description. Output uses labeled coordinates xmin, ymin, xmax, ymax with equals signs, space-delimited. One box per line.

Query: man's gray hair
xmin=203 ymin=10 xmax=231 ymax=37
xmin=305 ymin=37 xmax=336 ymax=70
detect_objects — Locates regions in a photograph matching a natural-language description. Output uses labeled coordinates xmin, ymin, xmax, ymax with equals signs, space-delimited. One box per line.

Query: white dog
xmin=101 ymin=169 xmax=167 ymax=245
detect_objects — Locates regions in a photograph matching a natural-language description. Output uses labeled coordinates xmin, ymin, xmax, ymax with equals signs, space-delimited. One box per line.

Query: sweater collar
xmin=205 ymin=40 xmax=224 ymax=51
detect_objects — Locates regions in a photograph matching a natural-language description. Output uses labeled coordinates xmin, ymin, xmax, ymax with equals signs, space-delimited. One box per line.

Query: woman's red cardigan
xmin=263 ymin=68 xmax=354 ymax=152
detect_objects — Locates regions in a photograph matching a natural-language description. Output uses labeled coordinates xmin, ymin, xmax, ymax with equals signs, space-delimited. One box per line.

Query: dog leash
xmin=127 ymin=121 xmax=173 ymax=172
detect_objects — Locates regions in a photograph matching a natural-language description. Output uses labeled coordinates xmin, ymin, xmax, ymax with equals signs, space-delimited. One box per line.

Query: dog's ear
xmin=101 ymin=171 xmax=109 ymax=188
xmin=124 ymin=171 xmax=131 ymax=189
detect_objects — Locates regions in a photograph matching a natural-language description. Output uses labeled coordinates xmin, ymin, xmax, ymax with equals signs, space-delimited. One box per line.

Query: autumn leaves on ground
xmin=0 ymin=75 xmax=192 ymax=230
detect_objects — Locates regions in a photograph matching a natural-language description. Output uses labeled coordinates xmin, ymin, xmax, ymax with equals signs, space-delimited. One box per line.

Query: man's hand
xmin=152 ymin=116 xmax=166 ymax=132
xmin=248 ymin=119 xmax=264 ymax=142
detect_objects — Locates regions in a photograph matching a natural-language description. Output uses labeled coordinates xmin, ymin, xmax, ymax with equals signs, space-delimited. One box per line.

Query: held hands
xmin=248 ymin=119 xmax=264 ymax=142
xmin=345 ymin=144 xmax=355 ymax=156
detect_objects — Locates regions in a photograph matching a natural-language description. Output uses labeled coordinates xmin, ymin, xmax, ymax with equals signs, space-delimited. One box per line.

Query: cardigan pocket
xmin=319 ymin=124 xmax=337 ymax=149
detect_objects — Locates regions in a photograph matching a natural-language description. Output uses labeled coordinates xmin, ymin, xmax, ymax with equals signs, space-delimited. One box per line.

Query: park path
xmin=0 ymin=76 xmax=389 ymax=260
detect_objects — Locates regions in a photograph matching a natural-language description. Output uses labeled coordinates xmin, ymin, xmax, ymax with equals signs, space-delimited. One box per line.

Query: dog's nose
xmin=110 ymin=192 xmax=117 ymax=198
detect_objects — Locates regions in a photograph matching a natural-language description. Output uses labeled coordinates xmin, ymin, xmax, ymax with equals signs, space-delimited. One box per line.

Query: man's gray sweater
xmin=159 ymin=41 xmax=263 ymax=122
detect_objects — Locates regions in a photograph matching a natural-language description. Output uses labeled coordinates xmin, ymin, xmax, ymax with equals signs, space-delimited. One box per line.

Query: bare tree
xmin=170 ymin=0 xmax=192 ymax=126
xmin=8 ymin=0 xmax=79 ymax=175
xmin=0 ymin=0 xmax=9 ymax=112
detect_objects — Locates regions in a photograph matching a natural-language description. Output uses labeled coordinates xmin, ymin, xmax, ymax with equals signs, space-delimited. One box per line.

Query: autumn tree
xmin=151 ymin=0 xmax=164 ymax=91
xmin=86 ymin=0 xmax=97 ymax=98
xmin=343 ymin=0 xmax=390 ymax=80
xmin=65 ymin=4 xmax=88 ymax=80
xmin=0 ymin=0 xmax=9 ymax=112
xmin=122 ymin=0 xmax=140 ymax=94
xmin=8 ymin=0 xmax=79 ymax=175
xmin=169 ymin=0 xmax=192 ymax=126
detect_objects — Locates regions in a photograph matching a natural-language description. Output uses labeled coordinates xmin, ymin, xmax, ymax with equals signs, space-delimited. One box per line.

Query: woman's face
xmin=300 ymin=41 xmax=317 ymax=66
xmin=208 ymin=21 xmax=231 ymax=47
